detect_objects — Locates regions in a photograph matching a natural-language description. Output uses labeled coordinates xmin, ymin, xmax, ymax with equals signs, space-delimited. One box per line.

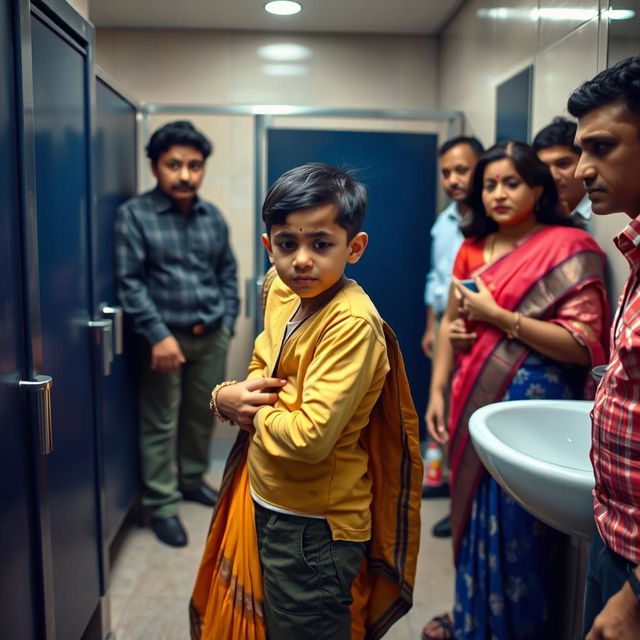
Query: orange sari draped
xmin=190 ymin=323 xmax=423 ymax=640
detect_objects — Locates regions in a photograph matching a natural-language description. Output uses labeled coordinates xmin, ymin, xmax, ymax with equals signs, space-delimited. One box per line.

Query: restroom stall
xmin=0 ymin=0 xmax=141 ymax=637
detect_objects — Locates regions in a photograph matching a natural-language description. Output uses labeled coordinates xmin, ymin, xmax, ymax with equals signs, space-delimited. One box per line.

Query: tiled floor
xmin=108 ymin=431 xmax=455 ymax=640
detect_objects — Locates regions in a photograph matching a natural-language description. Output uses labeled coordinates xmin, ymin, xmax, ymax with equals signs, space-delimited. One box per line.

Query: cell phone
xmin=459 ymin=279 xmax=478 ymax=293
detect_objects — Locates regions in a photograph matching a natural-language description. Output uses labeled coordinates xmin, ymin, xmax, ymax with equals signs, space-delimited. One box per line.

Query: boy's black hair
xmin=568 ymin=56 xmax=640 ymax=119
xmin=146 ymin=120 xmax=212 ymax=164
xmin=532 ymin=117 xmax=581 ymax=155
xmin=463 ymin=141 xmax=574 ymax=239
xmin=262 ymin=163 xmax=367 ymax=239
xmin=438 ymin=136 xmax=485 ymax=158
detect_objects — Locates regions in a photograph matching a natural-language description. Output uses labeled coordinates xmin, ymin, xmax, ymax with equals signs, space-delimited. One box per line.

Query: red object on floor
xmin=424 ymin=442 xmax=443 ymax=487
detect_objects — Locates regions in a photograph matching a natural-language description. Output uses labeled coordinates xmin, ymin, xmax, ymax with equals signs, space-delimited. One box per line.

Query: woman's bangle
xmin=507 ymin=311 xmax=522 ymax=340
xmin=210 ymin=380 xmax=239 ymax=424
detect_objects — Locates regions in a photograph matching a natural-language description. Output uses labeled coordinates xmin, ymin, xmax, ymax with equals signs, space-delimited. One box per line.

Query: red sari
xmin=448 ymin=225 xmax=609 ymax=559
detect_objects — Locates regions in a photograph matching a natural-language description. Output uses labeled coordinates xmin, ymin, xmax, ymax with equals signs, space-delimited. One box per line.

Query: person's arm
xmin=425 ymin=289 xmax=458 ymax=444
xmin=251 ymin=318 xmax=387 ymax=464
xmin=421 ymin=305 xmax=436 ymax=358
xmin=114 ymin=206 xmax=185 ymax=372
xmin=454 ymin=277 xmax=591 ymax=366
xmin=214 ymin=217 xmax=240 ymax=333
xmin=586 ymin=567 xmax=640 ymax=639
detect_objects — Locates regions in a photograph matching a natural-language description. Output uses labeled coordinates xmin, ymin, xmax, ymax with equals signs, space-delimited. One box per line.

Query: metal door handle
xmin=100 ymin=304 xmax=123 ymax=355
xmin=19 ymin=375 xmax=54 ymax=454
xmin=89 ymin=319 xmax=113 ymax=376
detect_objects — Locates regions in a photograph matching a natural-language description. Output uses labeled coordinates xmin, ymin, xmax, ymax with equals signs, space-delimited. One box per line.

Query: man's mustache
xmin=172 ymin=181 xmax=196 ymax=190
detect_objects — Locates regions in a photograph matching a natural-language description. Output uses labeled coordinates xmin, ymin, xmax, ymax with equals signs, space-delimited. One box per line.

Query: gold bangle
xmin=507 ymin=311 xmax=522 ymax=340
xmin=210 ymin=380 xmax=239 ymax=424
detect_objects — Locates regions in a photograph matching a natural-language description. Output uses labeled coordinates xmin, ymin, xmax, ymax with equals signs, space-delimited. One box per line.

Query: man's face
xmin=440 ymin=143 xmax=478 ymax=202
xmin=575 ymin=102 xmax=640 ymax=217
xmin=536 ymin=145 xmax=585 ymax=214
xmin=262 ymin=204 xmax=367 ymax=300
xmin=152 ymin=145 xmax=206 ymax=204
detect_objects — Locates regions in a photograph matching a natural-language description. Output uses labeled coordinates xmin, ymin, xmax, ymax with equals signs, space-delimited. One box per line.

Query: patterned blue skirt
xmin=453 ymin=352 xmax=586 ymax=639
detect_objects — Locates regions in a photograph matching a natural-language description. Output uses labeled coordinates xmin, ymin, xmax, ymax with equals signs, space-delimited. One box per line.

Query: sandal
xmin=421 ymin=612 xmax=454 ymax=640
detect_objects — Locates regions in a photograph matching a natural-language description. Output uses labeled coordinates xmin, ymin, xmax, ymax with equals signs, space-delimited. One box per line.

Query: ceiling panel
xmin=89 ymin=0 xmax=466 ymax=35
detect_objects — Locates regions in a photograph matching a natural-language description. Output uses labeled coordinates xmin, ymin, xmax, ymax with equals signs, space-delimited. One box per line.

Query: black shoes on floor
xmin=150 ymin=516 xmax=188 ymax=547
xmin=181 ymin=482 xmax=219 ymax=507
xmin=432 ymin=514 xmax=452 ymax=538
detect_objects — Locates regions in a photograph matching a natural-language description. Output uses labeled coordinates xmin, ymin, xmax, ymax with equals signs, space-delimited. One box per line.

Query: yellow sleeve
xmin=252 ymin=317 xmax=387 ymax=464
xmin=247 ymin=330 xmax=269 ymax=380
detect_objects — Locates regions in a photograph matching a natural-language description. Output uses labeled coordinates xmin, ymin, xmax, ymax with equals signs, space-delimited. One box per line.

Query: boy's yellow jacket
xmin=190 ymin=275 xmax=422 ymax=639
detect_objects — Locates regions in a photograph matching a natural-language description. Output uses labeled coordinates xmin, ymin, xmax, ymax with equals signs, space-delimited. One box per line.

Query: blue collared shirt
xmin=424 ymin=201 xmax=464 ymax=317
xmin=114 ymin=187 xmax=239 ymax=345
xmin=571 ymin=193 xmax=593 ymax=233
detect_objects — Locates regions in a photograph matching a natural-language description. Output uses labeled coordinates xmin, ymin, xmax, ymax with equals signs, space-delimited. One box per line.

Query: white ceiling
xmin=89 ymin=0 xmax=466 ymax=36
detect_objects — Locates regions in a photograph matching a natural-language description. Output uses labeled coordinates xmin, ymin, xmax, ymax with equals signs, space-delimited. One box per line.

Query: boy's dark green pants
xmin=254 ymin=502 xmax=367 ymax=640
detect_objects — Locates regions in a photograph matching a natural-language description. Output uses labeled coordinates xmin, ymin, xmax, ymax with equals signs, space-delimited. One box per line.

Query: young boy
xmin=210 ymin=163 xmax=391 ymax=639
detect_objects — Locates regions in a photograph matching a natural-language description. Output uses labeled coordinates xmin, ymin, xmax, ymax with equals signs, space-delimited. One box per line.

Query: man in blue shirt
xmin=115 ymin=121 xmax=239 ymax=547
xmin=422 ymin=137 xmax=484 ymax=538
xmin=533 ymin=117 xmax=592 ymax=232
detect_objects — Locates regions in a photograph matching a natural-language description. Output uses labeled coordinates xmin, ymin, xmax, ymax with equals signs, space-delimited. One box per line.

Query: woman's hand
xmin=425 ymin=391 xmax=449 ymax=444
xmin=448 ymin=317 xmax=477 ymax=353
xmin=216 ymin=377 xmax=286 ymax=432
xmin=453 ymin=277 xmax=503 ymax=325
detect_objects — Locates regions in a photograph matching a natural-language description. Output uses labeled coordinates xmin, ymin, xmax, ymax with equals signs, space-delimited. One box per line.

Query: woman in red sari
xmin=423 ymin=141 xmax=609 ymax=639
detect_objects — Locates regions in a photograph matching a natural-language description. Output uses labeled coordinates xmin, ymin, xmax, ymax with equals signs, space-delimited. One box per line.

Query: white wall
xmin=438 ymin=0 xmax=630 ymax=303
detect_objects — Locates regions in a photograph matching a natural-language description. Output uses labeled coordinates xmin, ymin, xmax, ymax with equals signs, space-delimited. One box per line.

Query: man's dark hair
xmin=568 ymin=55 xmax=640 ymax=119
xmin=532 ymin=117 xmax=581 ymax=155
xmin=262 ymin=163 xmax=367 ymax=240
xmin=438 ymin=136 xmax=485 ymax=158
xmin=464 ymin=141 xmax=573 ymax=239
xmin=146 ymin=120 xmax=213 ymax=164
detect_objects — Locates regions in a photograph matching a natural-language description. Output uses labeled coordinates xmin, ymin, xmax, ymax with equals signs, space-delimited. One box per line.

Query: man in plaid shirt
xmin=115 ymin=121 xmax=239 ymax=547
xmin=568 ymin=57 xmax=640 ymax=639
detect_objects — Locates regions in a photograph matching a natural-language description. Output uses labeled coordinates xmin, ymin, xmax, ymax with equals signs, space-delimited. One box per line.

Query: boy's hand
xmin=216 ymin=377 xmax=286 ymax=430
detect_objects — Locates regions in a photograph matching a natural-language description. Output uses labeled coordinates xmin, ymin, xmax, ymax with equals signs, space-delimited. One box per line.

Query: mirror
xmin=607 ymin=3 xmax=640 ymax=66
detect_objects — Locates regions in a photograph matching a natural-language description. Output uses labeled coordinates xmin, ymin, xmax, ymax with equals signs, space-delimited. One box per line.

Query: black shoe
xmin=150 ymin=516 xmax=188 ymax=547
xmin=431 ymin=514 xmax=452 ymax=538
xmin=181 ymin=482 xmax=218 ymax=507
xmin=422 ymin=482 xmax=450 ymax=499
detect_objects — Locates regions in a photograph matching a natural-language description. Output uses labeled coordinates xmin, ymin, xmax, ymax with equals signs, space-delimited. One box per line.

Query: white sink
xmin=469 ymin=399 xmax=595 ymax=539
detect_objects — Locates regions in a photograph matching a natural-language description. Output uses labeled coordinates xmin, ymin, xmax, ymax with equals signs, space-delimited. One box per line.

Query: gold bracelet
xmin=507 ymin=311 xmax=522 ymax=340
xmin=210 ymin=380 xmax=239 ymax=424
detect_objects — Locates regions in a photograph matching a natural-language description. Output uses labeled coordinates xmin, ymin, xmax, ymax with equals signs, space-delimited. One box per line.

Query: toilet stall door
xmin=31 ymin=11 xmax=101 ymax=639
xmin=0 ymin=0 xmax=40 ymax=636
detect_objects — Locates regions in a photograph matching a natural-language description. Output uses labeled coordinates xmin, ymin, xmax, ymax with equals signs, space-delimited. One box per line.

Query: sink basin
xmin=469 ymin=399 xmax=595 ymax=539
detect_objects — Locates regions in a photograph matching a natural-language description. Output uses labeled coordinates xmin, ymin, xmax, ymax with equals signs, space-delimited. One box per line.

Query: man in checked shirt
xmin=115 ymin=121 xmax=239 ymax=547
xmin=567 ymin=57 xmax=640 ymax=639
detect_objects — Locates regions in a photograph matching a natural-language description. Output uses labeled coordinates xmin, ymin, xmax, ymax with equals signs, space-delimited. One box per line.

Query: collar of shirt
xmin=614 ymin=213 xmax=640 ymax=272
xmin=571 ymin=193 xmax=593 ymax=223
xmin=443 ymin=200 xmax=463 ymax=223
xmin=149 ymin=185 xmax=207 ymax=216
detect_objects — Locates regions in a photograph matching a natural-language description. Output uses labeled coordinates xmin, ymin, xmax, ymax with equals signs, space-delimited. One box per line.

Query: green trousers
xmin=138 ymin=326 xmax=230 ymax=519
xmin=254 ymin=503 xmax=367 ymax=640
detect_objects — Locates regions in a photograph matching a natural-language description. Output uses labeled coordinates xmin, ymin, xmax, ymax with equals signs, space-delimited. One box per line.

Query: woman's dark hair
xmin=568 ymin=55 xmax=640 ymax=119
xmin=146 ymin=120 xmax=212 ymax=164
xmin=463 ymin=141 xmax=573 ymax=238
xmin=262 ymin=163 xmax=367 ymax=240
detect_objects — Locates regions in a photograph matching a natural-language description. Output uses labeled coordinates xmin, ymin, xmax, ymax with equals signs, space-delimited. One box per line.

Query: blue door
xmin=95 ymin=78 xmax=140 ymax=545
xmin=267 ymin=128 xmax=437 ymax=434
xmin=31 ymin=13 xmax=101 ymax=639
xmin=0 ymin=1 xmax=40 ymax=636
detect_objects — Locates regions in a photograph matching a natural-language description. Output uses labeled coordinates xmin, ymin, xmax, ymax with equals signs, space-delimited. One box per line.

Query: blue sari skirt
xmin=453 ymin=352 xmax=586 ymax=639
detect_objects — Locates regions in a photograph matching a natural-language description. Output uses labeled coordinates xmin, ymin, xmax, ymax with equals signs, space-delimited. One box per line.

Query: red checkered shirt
xmin=592 ymin=215 xmax=640 ymax=564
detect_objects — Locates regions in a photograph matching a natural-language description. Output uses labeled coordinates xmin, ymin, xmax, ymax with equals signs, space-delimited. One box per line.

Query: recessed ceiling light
xmin=264 ymin=1 xmax=302 ymax=16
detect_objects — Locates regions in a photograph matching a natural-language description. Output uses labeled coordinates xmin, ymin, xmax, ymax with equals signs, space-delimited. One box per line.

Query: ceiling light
xmin=264 ymin=1 xmax=302 ymax=16
xmin=257 ymin=43 xmax=311 ymax=62
xmin=604 ymin=9 xmax=636 ymax=20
